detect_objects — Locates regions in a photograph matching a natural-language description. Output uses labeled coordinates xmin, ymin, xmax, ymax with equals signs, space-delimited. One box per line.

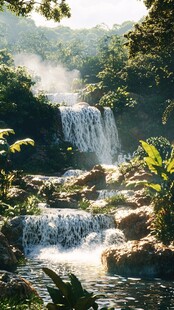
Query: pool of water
xmin=17 ymin=245 xmax=174 ymax=310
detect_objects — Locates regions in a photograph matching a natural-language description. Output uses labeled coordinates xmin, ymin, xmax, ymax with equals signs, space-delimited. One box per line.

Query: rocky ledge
xmin=0 ymin=270 xmax=39 ymax=300
xmin=101 ymin=235 xmax=174 ymax=278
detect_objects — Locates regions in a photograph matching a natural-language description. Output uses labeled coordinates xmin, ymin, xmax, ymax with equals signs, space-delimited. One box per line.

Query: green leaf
xmin=144 ymin=157 xmax=160 ymax=173
xmin=43 ymin=268 xmax=72 ymax=305
xmin=47 ymin=302 xmax=67 ymax=310
xmin=47 ymin=286 xmax=67 ymax=305
xmin=140 ymin=140 xmax=162 ymax=166
xmin=69 ymin=273 xmax=84 ymax=300
xmin=0 ymin=128 xmax=15 ymax=139
xmin=0 ymin=150 xmax=7 ymax=156
xmin=75 ymin=295 xmax=99 ymax=310
xmin=147 ymin=183 xmax=161 ymax=192
xmin=10 ymin=138 xmax=35 ymax=153
xmin=126 ymin=180 xmax=148 ymax=188
xmin=166 ymin=158 xmax=174 ymax=173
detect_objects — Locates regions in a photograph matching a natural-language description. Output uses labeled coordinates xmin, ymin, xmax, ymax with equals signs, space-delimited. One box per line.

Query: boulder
xmin=126 ymin=188 xmax=152 ymax=208
xmin=105 ymin=166 xmax=124 ymax=189
xmin=101 ymin=236 xmax=174 ymax=278
xmin=0 ymin=232 xmax=17 ymax=270
xmin=6 ymin=187 xmax=29 ymax=204
xmin=0 ymin=270 xmax=39 ymax=300
xmin=48 ymin=197 xmax=78 ymax=209
xmin=1 ymin=216 xmax=24 ymax=250
xmin=115 ymin=206 xmax=153 ymax=240
xmin=71 ymin=165 xmax=106 ymax=190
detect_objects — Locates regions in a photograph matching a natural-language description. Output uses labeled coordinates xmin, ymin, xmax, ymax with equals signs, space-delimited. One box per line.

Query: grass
xmin=0 ymin=295 xmax=44 ymax=310
xmin=105 ymin=194 xmax=127 ymax=206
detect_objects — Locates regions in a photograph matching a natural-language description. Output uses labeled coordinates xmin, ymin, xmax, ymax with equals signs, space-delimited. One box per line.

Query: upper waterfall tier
xmin=59 ymin=103 xmax=120 ymax=164
xmin=47 ymin=92 xmax=78 ymax=106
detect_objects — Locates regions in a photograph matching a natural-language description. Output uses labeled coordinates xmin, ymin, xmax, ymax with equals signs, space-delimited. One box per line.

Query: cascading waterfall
xmin=59 ymin=103 xmax=120 ymax=164
xmin=47 ymin=92 xmax=79 ymax=106
xmin=22 ymin=210 xmax=125 ymax=256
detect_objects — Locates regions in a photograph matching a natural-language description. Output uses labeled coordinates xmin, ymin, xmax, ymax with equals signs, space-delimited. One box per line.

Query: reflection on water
xmin=17 ymin=246 xmax=174 ymax=310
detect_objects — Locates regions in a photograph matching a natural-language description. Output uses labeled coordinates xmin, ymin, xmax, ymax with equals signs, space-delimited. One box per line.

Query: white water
xmin=47 ymin=92 xmax=79 ymax=106
xmin=22 ymin=209 xmax=125 ymax=266
xmin=59 ymin=103 xmax=120 ymax=164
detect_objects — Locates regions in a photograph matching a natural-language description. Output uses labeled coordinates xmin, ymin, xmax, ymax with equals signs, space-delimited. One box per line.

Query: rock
xmin=71 ymin=165 xmax=106 ymax=189
xmin=48 ymin=198 xmax=78 ymax=209
xmin=81 ymin=186 xmax=99 ymax=200
xmin=0 ymin=233 xmax=17 ymax=270
xmin=115 ymin=206 xmax=153 ymax=240
xmin=21 ymin=175 xmax=41 ymax=193
xmin=2 ymin=216 xmax=24 ymax=250
xmin=126 ymin=188 xmax=152 ymax=208
xmin=6 ymin=187 xmax=29 ymax=204
xmin=105 ymin=167 xmax=124 ymax=189
xmin=101 ymin=236 xmax=174 ymax=278
xmin=0 ymin=270 xmax=39 ymax=300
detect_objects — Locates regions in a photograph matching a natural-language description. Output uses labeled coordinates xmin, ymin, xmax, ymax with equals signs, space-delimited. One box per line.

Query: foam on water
xmin=22 ymin=210 xmax=125 ymax=265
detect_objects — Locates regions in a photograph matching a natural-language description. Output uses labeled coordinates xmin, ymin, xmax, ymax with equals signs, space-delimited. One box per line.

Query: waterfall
xmin=59 ymin=103 xmax=120 ymax=164
xmin=47 ymin=92 xmax=78 ymax=106
xmin=22 ymin=210 xmax=125 ymax=256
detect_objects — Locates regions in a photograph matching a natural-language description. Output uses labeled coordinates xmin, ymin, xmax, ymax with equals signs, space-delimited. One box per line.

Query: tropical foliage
xmin=43 ymin=267 xmax=114 ymax=310
xmin=43 ymin=268 xmax=100 ymax=310
xmin=139 ymin=140 xmax=174 ymax=244
xmin=0 ymin=128 xmax=36 ymax=216
xmin=0 ymin=0 xmax=71 ymax=22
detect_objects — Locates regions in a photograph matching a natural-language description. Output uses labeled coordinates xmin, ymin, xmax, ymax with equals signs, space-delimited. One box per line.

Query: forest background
xmin=0 ymin=0 xmax=174 ymax=173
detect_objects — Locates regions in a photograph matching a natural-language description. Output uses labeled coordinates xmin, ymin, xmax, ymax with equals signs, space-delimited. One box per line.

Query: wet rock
xmin=132 ymin=189 xmax=151 ymax=206
xmin=6 ymin=187 xmax=29 ymax=204
xmin=21 ymin=175 xmax=43 ymax=193
xmin=124 ymin=167 xmax=151 ymax=182
xmin=48 ymin=198 xmax=78 ymax=209
xmin=71 ymin=165 xmax=106 ymax=190
xmin=101 ymin=236 xmax=174 ymax=278
xmin=2 ymin=216 xmax=24 ymax=250
xmin=81 ymin=186 xmax=99 ymax=200
xmin=105 ymin=167 xmax=124 ymax=189
xmin=115 ymin=206 xmax=153 ymax=240
xmin=0 ymin=270 xmax=39 ymax=300
xmin=0 ymin=233 xmax=17 ymax=270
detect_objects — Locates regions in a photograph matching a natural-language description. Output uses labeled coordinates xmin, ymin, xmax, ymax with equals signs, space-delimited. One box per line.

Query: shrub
xmin=105 ymin=194 xmax=126 ymax=206
xmin=43 ymin=268 xmax=101 ymax=310
xmin=3 ymin=195 xmax=41 ymax=217
xmin=139 ymin=140 xmax=174 ymax=244
xmin=134 ymin=136 xmax=172 ymax=161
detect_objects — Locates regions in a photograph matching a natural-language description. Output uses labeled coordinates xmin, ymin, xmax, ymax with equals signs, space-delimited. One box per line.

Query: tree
xmin=97 ymin=35 xmax=127 ymax=91
xmin=0 ymin=0 xmax=70 ymax=22
xmin=126 ymin=0 xmax=174 ymax=56
xmin=125 ymin=0 xmax=174 ymax=98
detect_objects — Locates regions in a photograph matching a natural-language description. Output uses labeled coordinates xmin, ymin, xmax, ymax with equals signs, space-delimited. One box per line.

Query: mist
xmin=14 ymin=53 xmax=80 ymax=93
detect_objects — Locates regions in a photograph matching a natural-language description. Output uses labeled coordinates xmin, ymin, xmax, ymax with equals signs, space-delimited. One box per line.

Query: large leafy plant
xmin=139 ymin=140 xmax=174 ymax=244
xmin=0 ymin=129 xmax=34 ymax=157
xmin=43 ymin=268 xmax=114 ymax=310
xmin=43 ymin=267 xmax=100 ymax=310
xmin=0 ymin=128 xmax=34 ymax=202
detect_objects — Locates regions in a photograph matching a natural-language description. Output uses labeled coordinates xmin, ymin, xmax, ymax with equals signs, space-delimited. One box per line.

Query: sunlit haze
xmin=32 ymin=0 xmax=147 ymax=29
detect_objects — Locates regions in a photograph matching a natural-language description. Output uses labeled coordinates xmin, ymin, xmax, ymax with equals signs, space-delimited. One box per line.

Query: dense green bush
xmin=99 ymin=87 xmax=137 ymax=114
xmin=134 ymin=136 xmax=172 ymax=161
xmin=43 ymin=267 xmax=114 ymax=310
xmin=139 ymin=140 xmax=174 ymax=245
